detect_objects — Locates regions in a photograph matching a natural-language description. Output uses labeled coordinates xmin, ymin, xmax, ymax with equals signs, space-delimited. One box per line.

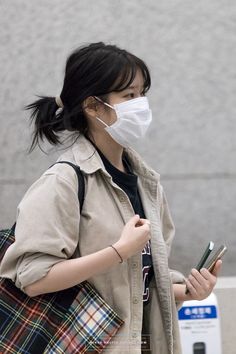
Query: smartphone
xmin=195 ymin=241 xmax=214 ymax=271
xmin=204 ymin=245 xmax=227 ymax=273
xmin=185 ymin=243 xmax=227 ymax=294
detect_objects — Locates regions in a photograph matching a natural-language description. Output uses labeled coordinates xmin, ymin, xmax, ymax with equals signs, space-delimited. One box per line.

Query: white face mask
xmin=94 ymin=96 xmax=152 ymax=148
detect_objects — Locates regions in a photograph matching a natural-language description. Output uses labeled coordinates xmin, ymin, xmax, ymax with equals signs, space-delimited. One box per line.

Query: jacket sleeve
xmin=159 ymin=185 xmax=186 ymax=285
xmin=0 ymin=164 xmax=80 ymax=292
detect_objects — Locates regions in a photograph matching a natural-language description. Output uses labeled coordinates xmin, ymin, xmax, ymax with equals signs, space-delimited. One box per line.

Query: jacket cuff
xmin=169 ymin=269 xmax=186 ymax=310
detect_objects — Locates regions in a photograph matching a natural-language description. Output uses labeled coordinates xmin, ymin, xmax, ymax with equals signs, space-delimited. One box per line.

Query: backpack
xmin=0 ymin=161 xmax=124 ymax=354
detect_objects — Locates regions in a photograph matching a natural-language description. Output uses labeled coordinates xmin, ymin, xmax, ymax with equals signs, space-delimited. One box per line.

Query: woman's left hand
xmin=185 ymin=259 xmax=222 ymax=300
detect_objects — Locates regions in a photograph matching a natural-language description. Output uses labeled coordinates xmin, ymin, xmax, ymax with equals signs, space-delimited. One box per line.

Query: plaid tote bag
xmin=0 ymin=162 xmax=124 ymax=354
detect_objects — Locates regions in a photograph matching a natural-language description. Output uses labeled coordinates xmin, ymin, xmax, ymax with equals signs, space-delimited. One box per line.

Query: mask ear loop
xmin=93 ymin=96 xmax=114 ymax=110
xmin=93 ymin=96 xmax=115 ymax=127
xmin=96 ymin=116 xmax=109 ymax=127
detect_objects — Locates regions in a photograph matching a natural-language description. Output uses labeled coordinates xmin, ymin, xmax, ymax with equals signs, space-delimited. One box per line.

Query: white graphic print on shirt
xmin=142 ymin=240 xmax=152 ymax=303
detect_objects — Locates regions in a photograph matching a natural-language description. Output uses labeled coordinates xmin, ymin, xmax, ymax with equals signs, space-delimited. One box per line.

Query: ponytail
xmin=26 ymin=96 xmax=65 ymax=152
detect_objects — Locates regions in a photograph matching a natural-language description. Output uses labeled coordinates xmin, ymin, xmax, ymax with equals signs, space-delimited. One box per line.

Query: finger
xmin=139 ymin=218 xmax=151 ymax=225
xmin=211 ymin=259 xmax=222 ymax=276
xmin=200 ymin=268 xmax=215 ymax=281
xmin=201 ymin=267 xmax=218 ymax=289
xmin=137 ymin=218 xmax=150 ymax=226
xmin=129 ymin=214 xmax=140 ymax=226
xmin=139 ymin=223 xmax=151 ymax=234
xmin=187 ymin=275 xmax=210 ymax=300
xmin=188 ymin=270 xmax=204 ymax=291
xmin=189 ymin=269 xmax=213 ymax=294
xmin=200 ymin=260 xmax=222 ymax=280
xmin=199 ymin=268 xmax=217 ymax=294
xmin=136 ymin=219 xmax=151 ymax=230
xmin=190 ymin=268 xmax=206 ymax=283
xmin=185 ymin=279 xmax=198 ymax=297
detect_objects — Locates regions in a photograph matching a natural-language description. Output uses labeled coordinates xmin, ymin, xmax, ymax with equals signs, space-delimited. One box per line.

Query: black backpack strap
xmin=52 ymin=161 xmax=85 ymax=213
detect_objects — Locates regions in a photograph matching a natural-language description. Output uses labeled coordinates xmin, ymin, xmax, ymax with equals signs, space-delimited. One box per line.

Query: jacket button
xmin=132 ymin=332 xmax=138 ymax=338
xmin=132 ymin=262 xmax=138 ymax=269
xmin=133 ymin=297 xmax=139 ymax=304
xmin=119 ymin=196 xmax=125 ymax=202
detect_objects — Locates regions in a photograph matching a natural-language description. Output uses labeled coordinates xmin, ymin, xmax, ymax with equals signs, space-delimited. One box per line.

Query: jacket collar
xmin=71 ymin=134 xmax=160 ymax=182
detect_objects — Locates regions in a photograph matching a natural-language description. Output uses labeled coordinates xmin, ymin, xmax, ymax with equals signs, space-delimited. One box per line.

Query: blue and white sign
xmin=178 ymin=293 xmax=222 ymax=354
xmin=178 ymin=305 xmax=217 ymax=320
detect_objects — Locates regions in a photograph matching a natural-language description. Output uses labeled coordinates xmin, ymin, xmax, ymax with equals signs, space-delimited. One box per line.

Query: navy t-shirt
xmin=95 ymin=147 xmax=154 ymax=305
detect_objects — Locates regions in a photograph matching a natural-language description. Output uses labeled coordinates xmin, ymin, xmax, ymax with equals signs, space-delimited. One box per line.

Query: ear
xmin=83 ymin=96 xmax=99 ymax=118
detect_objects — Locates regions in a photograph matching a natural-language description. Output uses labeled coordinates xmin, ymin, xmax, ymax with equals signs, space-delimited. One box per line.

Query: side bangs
xmin=103 ymin=54 xmax=151 ymax=95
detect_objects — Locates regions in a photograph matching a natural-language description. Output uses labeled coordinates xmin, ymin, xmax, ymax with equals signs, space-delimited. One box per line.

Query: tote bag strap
xmin=52 ymin=161 xmax=85 ymax=213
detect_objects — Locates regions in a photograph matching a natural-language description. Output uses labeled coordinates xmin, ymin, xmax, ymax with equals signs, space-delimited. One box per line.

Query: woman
xmin=0 ymin=42 xmax=221 ymax=354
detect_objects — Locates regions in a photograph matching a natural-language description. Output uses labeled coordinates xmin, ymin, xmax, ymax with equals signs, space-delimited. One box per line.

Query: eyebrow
xmin=126 ymin=85 xmax=144 ymax=90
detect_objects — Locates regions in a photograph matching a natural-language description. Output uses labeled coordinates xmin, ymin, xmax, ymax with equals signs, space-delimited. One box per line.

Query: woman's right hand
xmin=113 ymin=214 xmax=151 ymax=260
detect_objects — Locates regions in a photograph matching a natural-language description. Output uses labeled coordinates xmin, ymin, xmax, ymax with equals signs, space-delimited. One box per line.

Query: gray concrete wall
xmin=0 ymin=0 xmax=235 ymax=280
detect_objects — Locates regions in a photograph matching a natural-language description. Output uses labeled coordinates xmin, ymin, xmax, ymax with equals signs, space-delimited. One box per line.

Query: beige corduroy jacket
xmin=0 ymin=135 xmax=185 ymax=354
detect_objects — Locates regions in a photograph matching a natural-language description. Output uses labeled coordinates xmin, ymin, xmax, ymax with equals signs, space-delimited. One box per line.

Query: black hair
xmin=26 ymin=42 xmax=151 ymax=151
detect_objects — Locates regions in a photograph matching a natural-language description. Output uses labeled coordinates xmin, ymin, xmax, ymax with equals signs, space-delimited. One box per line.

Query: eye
xmin=124 ymin=93 xmax=135 ymax=99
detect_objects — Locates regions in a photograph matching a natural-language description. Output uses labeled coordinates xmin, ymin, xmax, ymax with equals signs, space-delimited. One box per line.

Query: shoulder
xmin=43 ymin=161 xmax=79 ymax=190
xmin=19 ymin=160 xmax=81 ymax=210
xmin=38 ymin=145 xmax=82 ymax=188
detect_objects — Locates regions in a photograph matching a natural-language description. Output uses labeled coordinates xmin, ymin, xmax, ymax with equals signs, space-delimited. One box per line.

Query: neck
xmin=87 ymin=131 xmax=125 ymax=172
